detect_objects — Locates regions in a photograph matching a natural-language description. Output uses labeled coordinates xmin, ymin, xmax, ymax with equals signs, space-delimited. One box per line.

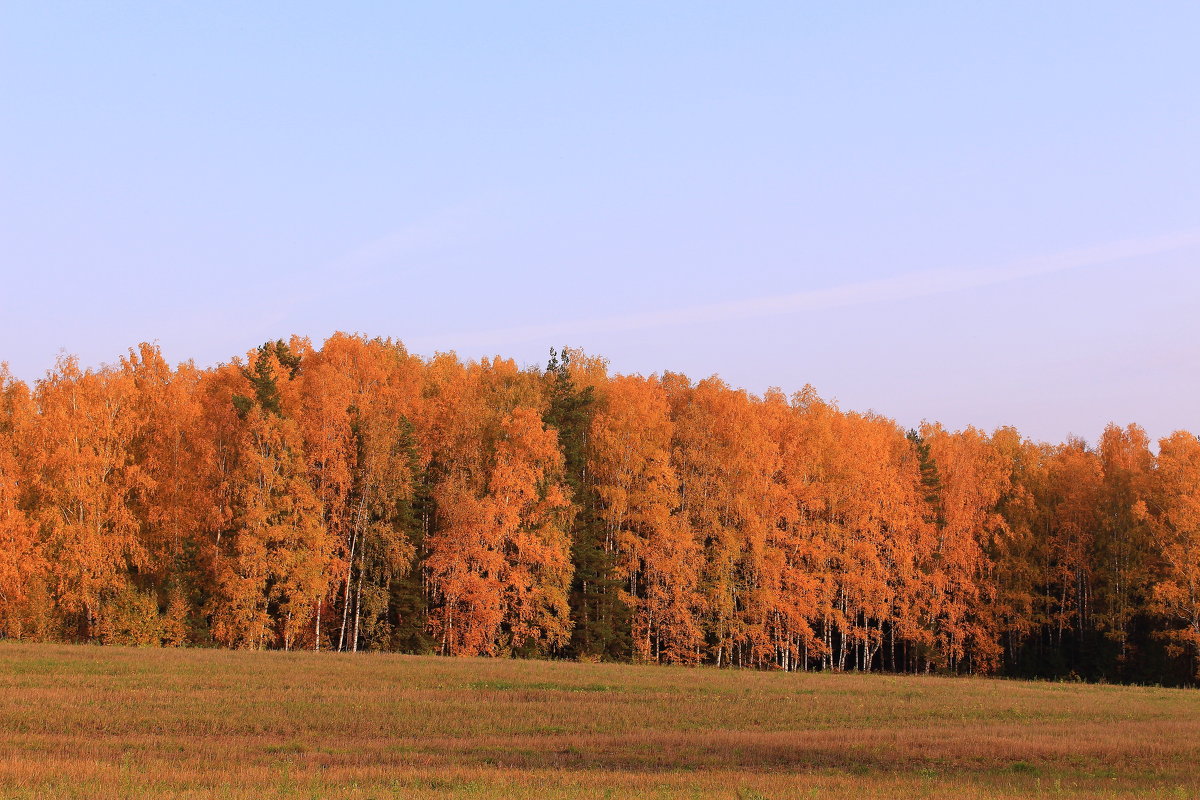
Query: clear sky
xmin=2 ymin=2 xmax=1197 ymax=445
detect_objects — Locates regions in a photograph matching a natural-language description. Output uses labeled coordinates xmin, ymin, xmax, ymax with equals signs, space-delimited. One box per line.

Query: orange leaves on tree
xmin=428 ymin=407 xmax=573 ymax=656
xmin=1146 ymin=431 xmax=1200 ymax=678
xmin=0 ymin=333 xmax=1198 ymax=684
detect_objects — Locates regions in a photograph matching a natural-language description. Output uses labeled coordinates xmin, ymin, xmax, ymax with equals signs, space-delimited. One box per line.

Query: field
xmin=0 ymin=644 xmax=1197 ymax=799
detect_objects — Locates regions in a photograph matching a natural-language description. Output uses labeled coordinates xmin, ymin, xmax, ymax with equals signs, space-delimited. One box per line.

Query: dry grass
xmin=0 ymin=643 xmax=1197 ymax=798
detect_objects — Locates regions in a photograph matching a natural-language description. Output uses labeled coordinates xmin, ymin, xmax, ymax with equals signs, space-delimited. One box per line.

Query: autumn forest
xmin=0 ymin=334 xmax=1197 ymax=685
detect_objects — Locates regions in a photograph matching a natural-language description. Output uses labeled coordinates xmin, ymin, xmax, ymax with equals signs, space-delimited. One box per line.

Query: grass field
xmin=0 ymin=643 xmax=1197 ymax=799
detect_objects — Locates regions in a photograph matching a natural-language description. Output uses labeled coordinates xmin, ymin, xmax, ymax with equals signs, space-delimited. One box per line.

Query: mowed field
xmin=0 ymin=644 xmax=1197 ymax=799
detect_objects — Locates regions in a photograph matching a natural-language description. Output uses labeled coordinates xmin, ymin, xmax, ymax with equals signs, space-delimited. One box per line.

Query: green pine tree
xmin=543 ymin=348 xmax=631 ymax=660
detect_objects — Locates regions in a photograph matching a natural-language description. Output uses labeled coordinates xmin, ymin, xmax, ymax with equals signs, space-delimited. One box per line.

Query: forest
xmin=0 ymin=334 xmax=1197 ymax=685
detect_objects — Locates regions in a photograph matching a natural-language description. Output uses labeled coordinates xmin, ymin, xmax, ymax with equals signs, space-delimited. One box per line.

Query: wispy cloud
xmin=412 ymin=229 xmax=1200 ymax=351
xmin=239 ymin=203 xmax=489 ymax=344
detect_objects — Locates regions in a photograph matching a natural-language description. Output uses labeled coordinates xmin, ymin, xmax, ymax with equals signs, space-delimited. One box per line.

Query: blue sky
xmin=2 ymin=2 xmax=1197 ymax=443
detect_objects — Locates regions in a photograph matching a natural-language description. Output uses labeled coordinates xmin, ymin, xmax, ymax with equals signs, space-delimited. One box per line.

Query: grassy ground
xmin=0 ymin=643 xmax=1197 ymax=798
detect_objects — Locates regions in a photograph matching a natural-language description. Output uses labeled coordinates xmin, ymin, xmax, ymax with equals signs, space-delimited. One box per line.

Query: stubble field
xmin=0 ymin=642 xmax=1197 ymax=799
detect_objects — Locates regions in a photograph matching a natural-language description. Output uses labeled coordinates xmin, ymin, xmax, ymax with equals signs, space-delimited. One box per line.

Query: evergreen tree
xmin=908 ymin=429 xmax=945 ymax=529
xmin=386 ymin=416 xmax=435 ymax=653
xmin=544 ymin=348 xmax=630 ymax=660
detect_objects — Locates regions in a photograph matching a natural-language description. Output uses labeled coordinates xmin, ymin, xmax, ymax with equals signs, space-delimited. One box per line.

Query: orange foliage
xmin=0 ymin=335 xmax=1196 ymax=684
xmin=1146 ymin=431 xmax=1200 ymax=678
xmin=592 ymin=375 xmax=701 ymax=663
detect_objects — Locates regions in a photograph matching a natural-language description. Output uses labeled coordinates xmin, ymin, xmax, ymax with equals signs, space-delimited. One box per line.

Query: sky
xmin=2 ymin=2 xmax=1198 ymax=445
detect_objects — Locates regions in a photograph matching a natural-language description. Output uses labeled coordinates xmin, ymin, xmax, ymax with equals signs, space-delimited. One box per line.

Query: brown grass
xmin=0 ymin=642 xmax=1197 ymax=798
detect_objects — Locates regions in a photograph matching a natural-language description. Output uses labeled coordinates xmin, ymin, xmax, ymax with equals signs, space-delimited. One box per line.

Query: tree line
xmin=0 ymin=334 xmax=1197 ymax=684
